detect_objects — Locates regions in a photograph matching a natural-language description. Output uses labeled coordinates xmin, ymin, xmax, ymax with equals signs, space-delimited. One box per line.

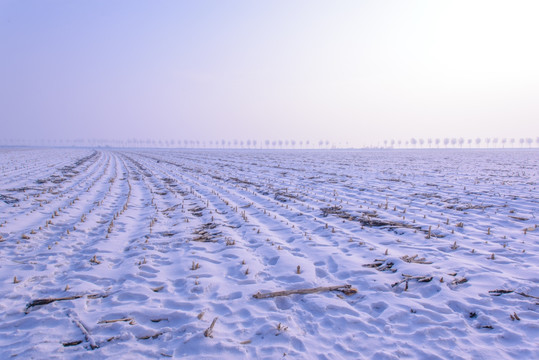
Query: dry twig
xmin=98 ymin=317 xmax=133 ymax=324
xmin=489 ymin=289 xmax=539 ymax=300
xmin=401 ymin=255 xmax=432 ymax=264
xmin=68 ymin=310 xmax=98 ymax=350
xmin=253 ymin=284 xmax=356 ymax=299
xmin=25 ymin=292 xmax=109 ymax=313
xmin=392 ymin=274 xmax=433 ymax=288
xmin=204 ymin=317 xmax=219 ymax=338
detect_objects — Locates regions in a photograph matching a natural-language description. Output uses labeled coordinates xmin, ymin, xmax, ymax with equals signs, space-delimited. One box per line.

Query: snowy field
xmin=0 ymin=148 xmax=538 ymax=359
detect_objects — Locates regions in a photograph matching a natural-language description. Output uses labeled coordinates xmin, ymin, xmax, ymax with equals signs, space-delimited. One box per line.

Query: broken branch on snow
xmin=25 ymin=292 xmax=109 ymax=313
xmin=253 ymin=284 xmax=357 ymax=299
xmin=67 ymin=310 xmax=98 ymax=350
xmin=392 ymin=274 xmax=433 ymax=288
xmin=489 ymin=289 xmax=539 ymax=300
xmin=204 ymin=317 xmax=219 ymax=338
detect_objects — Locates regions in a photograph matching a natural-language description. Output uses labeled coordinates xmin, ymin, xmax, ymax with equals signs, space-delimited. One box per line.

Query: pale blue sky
xmin=1 ymin=1 xmax=538 ymax=147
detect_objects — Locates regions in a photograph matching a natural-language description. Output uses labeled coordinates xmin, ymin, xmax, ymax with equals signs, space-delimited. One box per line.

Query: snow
xmin=0 ymin=148 xmax=538 ymax=359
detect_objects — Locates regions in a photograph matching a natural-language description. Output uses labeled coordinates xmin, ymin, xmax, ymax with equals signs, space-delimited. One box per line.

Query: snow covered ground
xmin=0 ymin=148 xmax=537 ymax=359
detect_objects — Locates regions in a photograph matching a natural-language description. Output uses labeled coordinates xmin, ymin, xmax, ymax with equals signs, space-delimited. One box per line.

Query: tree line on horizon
xmin=0 ymin=138 xmax=333 ymax=149
xmin=0 ymin=136 xmax=538 ymax=149
xmin=383 ymin=137 xmax=539 ymax=149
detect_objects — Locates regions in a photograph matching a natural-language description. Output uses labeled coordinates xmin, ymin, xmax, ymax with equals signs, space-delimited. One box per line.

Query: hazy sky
xmin=1 ymin=0 xmax=538 ymax=147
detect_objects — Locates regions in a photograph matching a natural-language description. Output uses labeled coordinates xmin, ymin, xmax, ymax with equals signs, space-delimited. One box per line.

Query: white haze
xmin=0 ymin=0 xmax=538 ymax=147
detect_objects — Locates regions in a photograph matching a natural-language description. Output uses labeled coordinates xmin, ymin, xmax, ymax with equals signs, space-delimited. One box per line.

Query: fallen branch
xmin=451 ymin=277 xmax=468 ymax=286
xmin=137 ymin=331 xmax=164 ymax=340
xmin=25 ymin=292 xmax=109 ymax=313
xmin=87 ymin=293 xmax=109 ymax=299
xmin=68 ymin=310 xmax=98 ymax=350
xmin=517 ymin=292 xmax=539 ymax=300
xmin=489 ymin=289 xmax=539 ymax=300
xmin=26 ymin=295 xmax=82 ymax=311
xmin=392 ymin=275 xmax=433 ymax=288
xmin=98 ymin=317 xmax=134 ymax=324
xmin=62 ymin=340 xmax=83 ymax=347
xmin=253 ymin=284 xmax=357 ymax=299
xmin=363 ymin=259 xmax=396 ymax=273
xmin=401 ymin=254 xmax=432 ymax=264
xmin=363 ymin=261 xmax=385 ymax=268
xmin=489 ymin=289 xmax=513 ymax=296
xmin=204 ymin=317 xmax=219 ymax=338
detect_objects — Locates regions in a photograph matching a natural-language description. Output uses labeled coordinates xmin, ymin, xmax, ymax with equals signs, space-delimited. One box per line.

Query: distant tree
xmin=398 ymin=140 xmax=402 ymax=147
xmin=492 ymin=138 xmax=498 ymax=148
xmin=271 ymin=140 xmax=276 ymax=148
xmin=285 ymin=140 xmax=289 ymax=147
xmin=485 ymin=138 xmax=491 ymax=147
xmin=246 ymin=139 xmax=251 ymax=148
xmin=475 ymin=138 xmax=481 ymax=147
xmin=419 ymin=138 xmax=425 ymax=147
xmin=510 ymin=138 xmax=515 ymax=147
xmin=526 ymin=138 xmax=533 ymax=147
xmin=253 ymin=140 xmax=257 ymax=148
xmin=305 ymin=140 xmax=310 ymax=148
xmin=325 ymin=140 xmax=330 ymax=148
xmin=233 ymin=139 xmax=238 ymax=148
xmin=458 ymin=137 xmax=464 ymax=147
xmin=501 ymin=138 xmax=507 ymax=148
xmin=427 ymin=138 xmax=432 ymax=147
xmin=451 ymin=138 xmax=457 ymax=147
xmin=278 ymin=140 xmax=283 ymax=148
xmin=435 ymin=138 xmax=440 ymax=147
xmin=443 ymin=138 xmax=449 ymax=147
xmin=299 ymin=140 xmax=303 ymax=148
xmin=265 ymin=139 xmax=270 ymax=148
xmin=410 ymin=138 xmax=417 ymax=147
xmin=519 ymin=138 xmax=524 ymax=147
xmin=536 ymin=137 xmax=539 ymax=147
xmin=467 ymin=138 xmax=472 ymax=147
xmin=384 ymin=140 xmax=388 ymax=148
xmin=291 ymin=140 xmax=296 ymax=148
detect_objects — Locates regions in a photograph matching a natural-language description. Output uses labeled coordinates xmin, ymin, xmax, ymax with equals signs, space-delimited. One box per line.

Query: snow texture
xmin=0 ymin=148 xmax=538 ymax=359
